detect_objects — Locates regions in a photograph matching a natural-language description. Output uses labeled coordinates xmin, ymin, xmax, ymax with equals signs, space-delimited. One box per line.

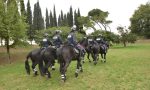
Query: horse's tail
xmin=25 ymin=52 xmax=31 ymax=75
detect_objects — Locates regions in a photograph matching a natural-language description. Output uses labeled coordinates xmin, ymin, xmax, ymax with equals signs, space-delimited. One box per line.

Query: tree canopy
xmin=130 ymin=3 xmax=150 ymax=38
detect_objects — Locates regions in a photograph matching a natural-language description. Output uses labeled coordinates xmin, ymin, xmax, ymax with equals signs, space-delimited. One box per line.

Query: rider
xmin=67 ymin=25 xmax=78 ymax=47
xmin=40 ymin=33 xmax=53 ymax=49
xmin=96 ymin=34 xmax=105 ymax=45
xmin=52 ymin=30 xmax=63 ymax=48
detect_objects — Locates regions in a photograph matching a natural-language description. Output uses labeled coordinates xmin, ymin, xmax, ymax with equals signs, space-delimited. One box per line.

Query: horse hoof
xmin=62 ymin=78 xmax=66 ymax=82
xmin=47 ymin=75 xmax=51 ymax=78
xmin=82 ymin=61 xmax=85 ymax=63
xmin=35 ymin=71 xmax=38 ymax=75
xmin=94 ymin=62 xmax=97 ymax=65
xmin=52 ymin=68 xmax=55 ymax=71
xmin=80 ymin=69 xmax=83 ymax=72
xmin=75 ymin=73 xmax=78 ymax=78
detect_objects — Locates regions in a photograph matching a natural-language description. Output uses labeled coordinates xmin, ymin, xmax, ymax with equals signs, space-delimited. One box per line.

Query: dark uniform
xmin=52 ymin=30 xmax=63 ymax=48
xmin=40 ymin=34 xmax=53 ymax=49
xmin=96 ymin=34 xmax=105 ymax=45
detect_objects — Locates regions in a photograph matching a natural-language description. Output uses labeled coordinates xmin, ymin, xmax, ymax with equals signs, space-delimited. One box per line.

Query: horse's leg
xmin=44 ymin=61 xmax=51 ymax=78
xmin=61 ymin=60 xmax=70 ymax=81
xmin=31 ymin=61 xmax=38 ymax=76
xmin=87 ymin=52 xmax=91 ymax=63
xmin=75 ymin=60 xmax=80 ymax=77
xmin=79 ymin=60 xmax=83 ymax=72
xmin=101 ymin=53 xmax=104 ymax=62
xmin=104 ymin=53 xmax=106 ymax=63
xmin=51 ymin=59 xmax=55 ymax=70
xmin=91 ymin=52 xmax=97 ymax=65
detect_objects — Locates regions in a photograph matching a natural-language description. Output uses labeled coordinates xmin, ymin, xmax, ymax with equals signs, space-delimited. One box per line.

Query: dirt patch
xmin=0 ymin=46 xmax=38 ymax=65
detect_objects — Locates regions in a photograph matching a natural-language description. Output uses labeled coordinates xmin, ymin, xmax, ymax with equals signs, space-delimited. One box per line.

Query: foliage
xmin=32 ymin=1 xmax=44 ymax=31
xmin=45 ymin=8 xmax=50 ymax=29
xmin=91 ymin=30 xmax=120 ymax=44
xmin=53 ymin=5 xmax=57 ymax=27
xmin=26 ymin=0 xmax=34 ymax=42
xmin=33 ymin=26 xmax=84 ymax=44
xmin=88 ymin=9 xmax=112 ymax=31
xmin=130 ymin=3 xmax=150 ymax=38
xmin=117 ymin=26 xmax=137 ymax=47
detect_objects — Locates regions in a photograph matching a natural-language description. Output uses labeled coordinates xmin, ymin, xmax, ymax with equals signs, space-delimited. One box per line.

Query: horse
xmin=25 ymin=46 xmax=56 ymax=78
xmin=99 ymin=42 xmax=109 ymax=63
xmin=57 ymin=38 xmax=88 ymax=81
xmin=90 ymin=41 xmax=100 ymax=65
xmin=39 ymin=46 xmax=57 ymax=78
xmin=25 ymin=48 xmax=41 ymax=76
xmin=85 ymin=40 xmax=100 ymax=65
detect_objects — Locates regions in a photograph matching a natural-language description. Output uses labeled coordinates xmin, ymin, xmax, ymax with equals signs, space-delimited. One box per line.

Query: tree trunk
xmin=123 ymin=41 xmax=126 ymax=47
xmin=5 ymin=38 xmax=11 ymax=64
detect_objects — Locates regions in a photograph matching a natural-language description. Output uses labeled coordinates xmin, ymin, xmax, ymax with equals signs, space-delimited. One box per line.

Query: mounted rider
xmin=52 ymin=30 xmax=63 ymax=48
xmin=40 ymin=33 xmax=53 ymax=49
xmin=67 ymin=25 xmax=81 ymax=52
xmin=96 ymin=34 xmax=105 ymax=45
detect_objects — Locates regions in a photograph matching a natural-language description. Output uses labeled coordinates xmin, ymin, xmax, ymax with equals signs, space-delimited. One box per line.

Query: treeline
xmin=27 ymin=0 xmax=81 ymax=42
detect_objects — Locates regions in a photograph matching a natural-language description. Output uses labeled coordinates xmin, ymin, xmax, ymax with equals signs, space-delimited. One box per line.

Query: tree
xmin=32 ymin=1 xmax=44 ymax=31
xmin=49 ymin=10 xmax=53 ymax=27
xmin=130 ymin=3 xmax=150 ymax=38
xmin=26 ymin=0 xmax=34 ymax=44
xmin=88 ymin=9 xmax=112 ymax=31
xmin=45 ymin=8 xmax=50 ymax=29
xmin=0 ymin=0 xmax=27 ymax=63
xmin=68 ymin=6 xmax=73 ymax=27
xmin=117 ymin=26 xmax=137 ymax=47
xmin=58 ymin=15 xmax=61 ymax=26
xmin=53 ymin=5 xmax=57 ymax=27
xmin=20 ymin=0 xmax=26 ymax=16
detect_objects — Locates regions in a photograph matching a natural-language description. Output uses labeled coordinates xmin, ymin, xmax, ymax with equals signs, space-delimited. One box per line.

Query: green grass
xmin=0 ymin=42 xmax=150 ymax=90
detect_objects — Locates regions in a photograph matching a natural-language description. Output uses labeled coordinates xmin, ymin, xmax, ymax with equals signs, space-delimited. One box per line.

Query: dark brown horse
xmin=25 ymin=46 xmax=56 ymax=78
xmin=57 ymin=38 xmax=88 ymax=81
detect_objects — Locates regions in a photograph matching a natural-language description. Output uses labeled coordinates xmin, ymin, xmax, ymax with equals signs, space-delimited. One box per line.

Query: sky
xmin=24 ymin=0 xmax=148 ymax=33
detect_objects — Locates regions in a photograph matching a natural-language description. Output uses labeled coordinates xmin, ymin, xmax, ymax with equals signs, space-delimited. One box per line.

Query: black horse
xmin=99 ymin=43 xmax=109 ymax=63
xmin=39 ymin=46 xmax=57 ymax=78
xmin=57 ymin=38 xmax=88 ymax=81
xmin=86 ymin=40 xmax=100 ymax=65
xmin=25 ymin=46 xmax=56 ymax=78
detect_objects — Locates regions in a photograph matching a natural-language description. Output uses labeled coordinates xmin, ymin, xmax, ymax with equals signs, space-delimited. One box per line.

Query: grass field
xmin=0 ymin=40 xmax=150 ymax=90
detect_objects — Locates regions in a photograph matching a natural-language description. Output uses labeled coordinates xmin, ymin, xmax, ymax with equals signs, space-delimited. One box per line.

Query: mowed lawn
xmin=0 ymin=40 xmax=150 ymax=90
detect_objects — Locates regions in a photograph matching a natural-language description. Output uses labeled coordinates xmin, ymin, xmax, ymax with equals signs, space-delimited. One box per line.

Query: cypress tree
xmin=53 ymin=5 xmax=57 ymax=27
xmin=63 ymin=14 xmax=68 ymax=26
xmin=58 ymin=15 xmax=61 ymax=26
xmin=49 ymin=10 xmax=53 ymax=27
xmin=26 ymin=0 xmax=34 ymax=44
xmin=77 ymin=8 xmax=81 ymax=17
xmin=69 ymin=6 xmax=73 ymax=27
xmin=20 ymin=0 xmax=26 ymax=16
xmin=33 ymin=1 xmax=44 ymax=30
xmin=45 ymin=8 xmax=50 ymax=29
